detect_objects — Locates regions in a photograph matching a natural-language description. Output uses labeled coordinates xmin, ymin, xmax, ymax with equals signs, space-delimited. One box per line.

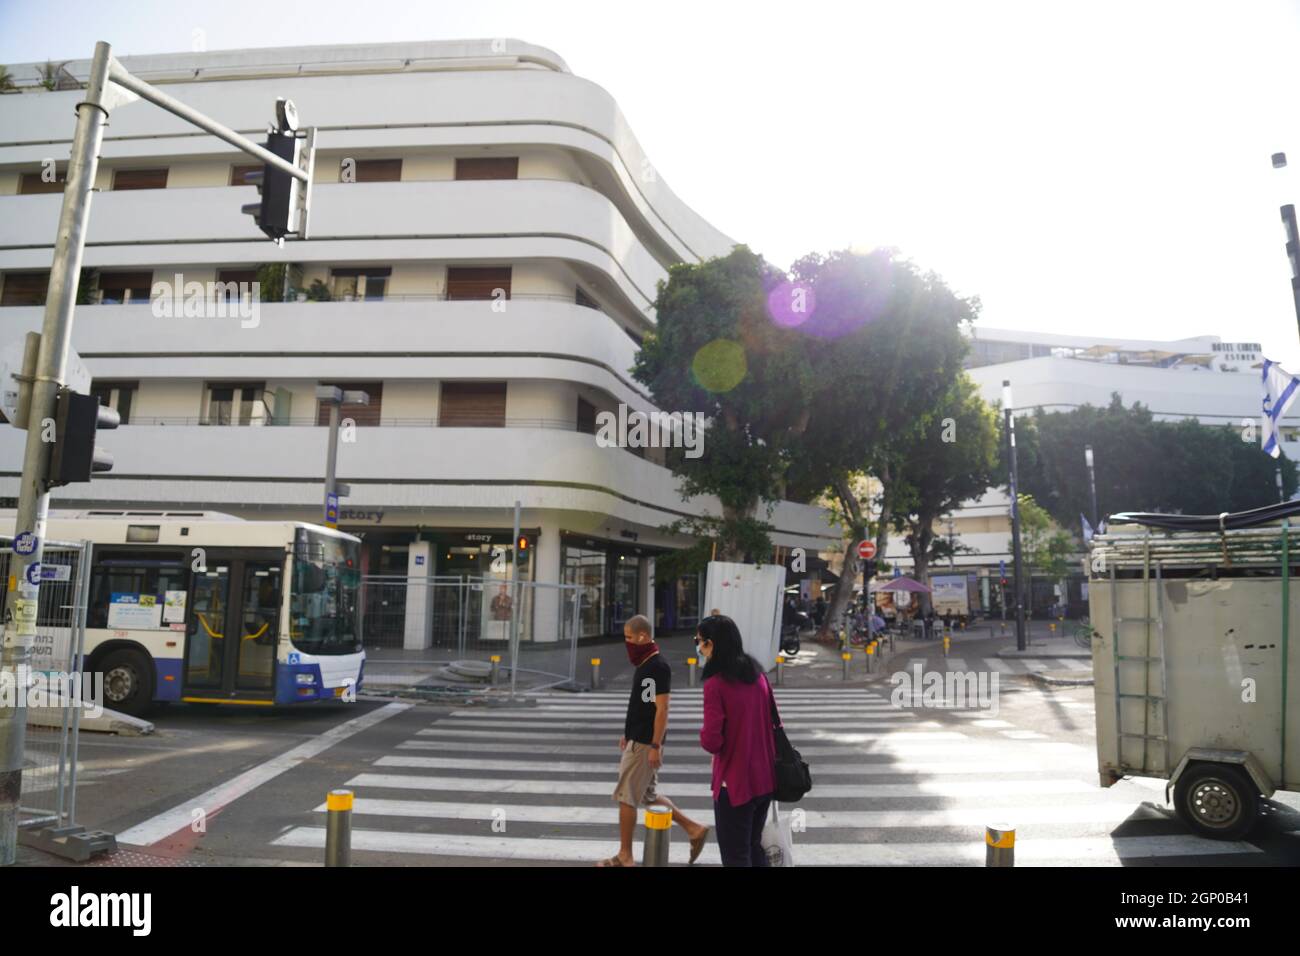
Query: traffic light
xmin=241 ymin=98 xmax=314 ymax=243
xmin=516 ymin=535 xmax=529 ymax=560
xmin=47 ymin=388 xmax=118 ymax=487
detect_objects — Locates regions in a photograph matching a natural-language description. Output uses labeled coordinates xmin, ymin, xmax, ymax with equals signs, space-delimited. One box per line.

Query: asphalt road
xmin=33 ymin=638 xmax=1300 ymax=867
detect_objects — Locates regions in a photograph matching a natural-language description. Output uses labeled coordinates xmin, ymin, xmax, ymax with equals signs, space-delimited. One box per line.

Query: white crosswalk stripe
xmin=270 ymin=687 xmax=1253 ymax=866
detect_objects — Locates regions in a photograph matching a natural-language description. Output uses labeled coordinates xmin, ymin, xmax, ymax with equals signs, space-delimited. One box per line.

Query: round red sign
xmin=857 ymin=540 xmax=876 ymax=560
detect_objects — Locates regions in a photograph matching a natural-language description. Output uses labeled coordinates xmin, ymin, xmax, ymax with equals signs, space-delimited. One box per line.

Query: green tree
xmin=0 ymin=66 xmax=16 ymax=93
xmin=37 ymin=61 xmax=70 ymax=91
xmin=1015 ymin=493 xmax=1076 ymax=583
xmin=890 ymin=374 xmax=1000 ymax=613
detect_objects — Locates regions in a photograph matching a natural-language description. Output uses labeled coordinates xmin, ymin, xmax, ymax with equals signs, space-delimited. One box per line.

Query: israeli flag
xmin=1081 ymin=513 xmax=1094 ymax=544
xmin=1262 ymin=358 xmax=1300 ymax=458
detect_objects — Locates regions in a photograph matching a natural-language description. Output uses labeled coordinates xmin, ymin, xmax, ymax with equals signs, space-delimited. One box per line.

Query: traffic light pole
xmin=3 ymin=40 xmax=316 ymax=864
xmin=1 ymin=42 xmax=112 ymax=866
xmin=1003 ymin=381 xmax=1028 ymax=653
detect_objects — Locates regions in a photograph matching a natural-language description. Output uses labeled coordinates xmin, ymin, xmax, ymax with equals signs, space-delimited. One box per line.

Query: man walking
xmin=597 ymin=614 xmax=710 ymax=866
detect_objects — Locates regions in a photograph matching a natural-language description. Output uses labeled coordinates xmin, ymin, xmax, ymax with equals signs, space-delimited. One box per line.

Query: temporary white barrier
xmin=702 ymin=561 xmax=785 ymax=666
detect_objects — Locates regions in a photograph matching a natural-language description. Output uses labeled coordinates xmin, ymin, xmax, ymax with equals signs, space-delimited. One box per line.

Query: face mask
xmin=626 ymin=640 xmax=659 ymax=666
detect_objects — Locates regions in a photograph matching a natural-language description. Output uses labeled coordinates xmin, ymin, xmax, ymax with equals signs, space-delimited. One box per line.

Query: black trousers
xmin=713 ymin=788 xmax=773 ymax=867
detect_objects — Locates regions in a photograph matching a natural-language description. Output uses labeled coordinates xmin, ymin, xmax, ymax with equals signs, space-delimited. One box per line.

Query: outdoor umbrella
xmin=878 ymin=576 xmax=932 ymax=593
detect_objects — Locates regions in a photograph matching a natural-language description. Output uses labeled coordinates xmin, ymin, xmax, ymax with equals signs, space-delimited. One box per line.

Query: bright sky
xmin=3 ymin=0 xmax=1300 ymax=365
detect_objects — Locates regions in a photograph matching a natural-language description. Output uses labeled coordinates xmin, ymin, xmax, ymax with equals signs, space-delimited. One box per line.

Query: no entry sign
xmin=858 ymin=540 xmax=877 ymax=560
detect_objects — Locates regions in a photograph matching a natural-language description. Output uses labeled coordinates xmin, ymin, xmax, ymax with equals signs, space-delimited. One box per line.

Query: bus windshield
xmin=291 ymin=528 xmax=361 ymax=655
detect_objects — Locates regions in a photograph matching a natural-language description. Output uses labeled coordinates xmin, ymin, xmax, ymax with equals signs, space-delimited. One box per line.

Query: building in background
xmin=0 ymin=39 xmax=836 ymax=644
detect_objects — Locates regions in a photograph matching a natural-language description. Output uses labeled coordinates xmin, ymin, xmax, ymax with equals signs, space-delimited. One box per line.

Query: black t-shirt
xmin=624 ymin=654 xmax=672 ymax=744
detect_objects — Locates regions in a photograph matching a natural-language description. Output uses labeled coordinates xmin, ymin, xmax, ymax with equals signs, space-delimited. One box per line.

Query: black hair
xmin=698 ymin=614 xmax=761 ymax=684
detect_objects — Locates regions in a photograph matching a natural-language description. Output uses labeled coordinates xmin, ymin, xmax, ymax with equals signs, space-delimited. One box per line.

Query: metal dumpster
xmin=1089 ymin=506 xmax=1300 ymax=839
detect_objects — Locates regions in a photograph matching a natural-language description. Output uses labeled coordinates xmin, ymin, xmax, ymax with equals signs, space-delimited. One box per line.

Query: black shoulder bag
xmin=768 ymin=680 xmax=812 ymax=802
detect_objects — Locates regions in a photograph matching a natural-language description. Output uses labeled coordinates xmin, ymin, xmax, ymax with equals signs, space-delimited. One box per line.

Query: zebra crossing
xmin=271 ymin=687 xmax=1268 ymax=866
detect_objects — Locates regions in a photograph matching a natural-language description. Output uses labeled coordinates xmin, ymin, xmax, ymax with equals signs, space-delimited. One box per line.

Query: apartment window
xmin=19 ymin=169 xmax=67 ymax=194
xmin=577 ymin=397 xmax=597 ymax=435
xmin=316 ymin=382 xmax=383 ymax=428
xmin=215 ymin=269 xmax=259 ymax=303
xmin=446 ymin=267 xmax=511 ymax=301
xmin=439 ymin=382 xmax=507 ymax=428
xmin=90 ymin=381 xmax=137 ymax=425
xmin=455 ymin=157 xmax=519 ymax=181
xmin=331 ymin=267 xmax=391 ymax=301
xmin=348 ymin=159 xmax=403 ymax=183
xmin=230 ymin=164 xmax=261 ymax=186
xmin=1 ymin=272 xmax=50 ymax=306
xmin=576 ymin=286 xmax=601 ymax=310
xmin=98 ymin=271 xmax=154 ymax=305
xmin=204 ymin=383 xmax=268 ymax=426
xmin=112 ymin=168 xmax=169 ymax=191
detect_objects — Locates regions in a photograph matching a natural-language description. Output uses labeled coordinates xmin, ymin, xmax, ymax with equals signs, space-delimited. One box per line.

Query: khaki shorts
xmin=612 ymin=741 xmax=660 ymax=807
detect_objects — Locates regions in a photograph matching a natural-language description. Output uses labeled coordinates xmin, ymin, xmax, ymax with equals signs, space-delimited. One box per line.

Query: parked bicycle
xmin=1072 ymin=617 xmax=1097 ymax=649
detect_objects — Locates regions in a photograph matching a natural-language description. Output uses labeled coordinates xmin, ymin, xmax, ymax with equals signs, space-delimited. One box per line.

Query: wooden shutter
xmin=446 ymin=267 xmax=512 ymax=301
xmin=439 ymin=383 xmax=507 ymax=428
xmin=354 ymin=159 xmax=403 ymax=183
xmin=454 ymin=157 xmax=519 ymax=181
xmin=317 ymin=383 xmax=383 ymax=427
xmin=19 ymin=171 xmax=67 ymax=194
xmin=1 ymin=272 xmax=50 ymax=306
xmin=112 ymin=168 xmax=169 ymax=190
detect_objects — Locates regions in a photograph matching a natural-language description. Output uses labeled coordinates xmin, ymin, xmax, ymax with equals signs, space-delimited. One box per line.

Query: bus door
xmin=183 ymin=550 xmax=284 ymax=702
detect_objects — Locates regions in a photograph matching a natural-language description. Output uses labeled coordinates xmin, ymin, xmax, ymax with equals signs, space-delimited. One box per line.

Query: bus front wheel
xmin=99 ymin=649 xmax=154 ymax=718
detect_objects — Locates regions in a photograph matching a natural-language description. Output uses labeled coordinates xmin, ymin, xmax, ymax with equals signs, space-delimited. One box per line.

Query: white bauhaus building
xmin=0 ymin=40 xmax=837 ymax=643
xmin=883 ymin=326 xmax=1300 ymax=611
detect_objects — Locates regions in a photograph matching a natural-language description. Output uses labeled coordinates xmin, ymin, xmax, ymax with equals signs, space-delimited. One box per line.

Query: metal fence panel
xmin=0 ymin=537 xmax=90 ymax=830
xmin=361 ymin=575 xmax=582 ymax=692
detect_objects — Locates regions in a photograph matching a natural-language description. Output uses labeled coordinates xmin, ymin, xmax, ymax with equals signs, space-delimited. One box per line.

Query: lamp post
xmin=315 ymin=385 xmax=369 ymax=527
xmin=1085 ymin=444 xmax=1099 ymax=528
xmin=1274 ymin=152 xmax=1300 ymax=339
xmin=1004 ymin=381 xmax=1028 ymax=651
xmin=947 ymin=517 xmax=955 ymax=570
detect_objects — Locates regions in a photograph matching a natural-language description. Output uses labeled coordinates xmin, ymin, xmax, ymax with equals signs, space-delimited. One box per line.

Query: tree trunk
xmin=909 ymin=521 xmax=934 ymax=616
xmin=819 ymin=475 xmax=864 ymax=643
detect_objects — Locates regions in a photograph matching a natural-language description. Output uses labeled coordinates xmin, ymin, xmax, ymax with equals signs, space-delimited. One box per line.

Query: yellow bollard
xmin=943 ymin=634 xmax=950 ymax=657
xmin=865 ymin=641 xmax=876 ymax=674
xmin=591 ymin=657 xmax=601 ymax=690
xmin=985 ymin=823 xmax=1015 ymax=867
xmin=489 ymin=654 xmax=501 ymax=686
xmin=842 ymin=651 xmax=852 ymax=680
xmin=775 ymin=655 xmax=785 ymax=686
xmin=643 ymin=805 xmax=673 ymax=867
xmin=687 ymin=656 xmax=699 ymax=687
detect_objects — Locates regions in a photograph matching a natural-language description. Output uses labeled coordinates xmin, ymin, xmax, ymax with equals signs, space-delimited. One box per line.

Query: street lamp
xmin=1003 ymin=380 xmax=1028 ymax=651
xmin=1085 ymin=444 xmax=1099 ymax=529
xmin=316 ymin=385 xmax=369 ymax=528
xmin=1274 ymin=152 xmax=1300 ymax=339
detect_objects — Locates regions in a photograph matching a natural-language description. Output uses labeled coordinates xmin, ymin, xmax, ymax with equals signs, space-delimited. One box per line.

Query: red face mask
xmin=626 ymin=640 xmax=659 ymax=666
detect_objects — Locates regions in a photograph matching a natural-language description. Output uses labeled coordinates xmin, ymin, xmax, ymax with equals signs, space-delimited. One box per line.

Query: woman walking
xmin=696 ymin=614 xmax=779 ymax=867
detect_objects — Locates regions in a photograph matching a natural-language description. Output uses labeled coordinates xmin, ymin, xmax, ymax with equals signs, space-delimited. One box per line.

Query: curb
xmin=1027 ymin=671 xmax=1095 ymax=687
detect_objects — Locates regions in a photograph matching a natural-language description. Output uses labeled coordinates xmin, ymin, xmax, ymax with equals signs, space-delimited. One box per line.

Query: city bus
xmin=4 ymin=510 xmax=364 ymax=716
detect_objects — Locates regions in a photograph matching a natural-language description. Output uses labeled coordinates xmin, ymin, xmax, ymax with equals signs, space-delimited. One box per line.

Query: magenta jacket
xmin=700 ymin=671 xmax=778 ymax=806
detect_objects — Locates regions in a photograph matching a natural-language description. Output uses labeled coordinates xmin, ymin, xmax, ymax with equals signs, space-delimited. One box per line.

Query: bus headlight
xmin=295 ymin=673 xmax=316 ymax=685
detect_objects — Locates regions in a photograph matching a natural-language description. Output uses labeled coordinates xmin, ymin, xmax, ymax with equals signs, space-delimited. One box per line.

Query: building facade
xmin=0 ymin=40 xmax=837 ymax=643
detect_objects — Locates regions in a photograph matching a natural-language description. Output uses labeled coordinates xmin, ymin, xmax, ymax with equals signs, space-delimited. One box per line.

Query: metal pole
xmin=509 ymin=500 xmax=521 ymax=698
xmin=324 ymin=402 xmax=339 ymax=524
xmin=642 ymin=805 xmax=672 ymax=866
xmin=325 ymin=789 xmax=353 ymax=867
xmin=1 ymin=41 xmax=111 ymax=867
xmin=1085 ymin=445 xmax=1099 ymax=528
xmin=591 ymin=657 xmax=601 ymax=690
xmin=688 ymin=657 xmax=698 ymax=688
xmin=106 ymin=61 xmax=308 ymax=184
xmin=775 ymin=655 xmax=785 ymax=686
xmin=1004 ymin=382 xmax=1028 ymax=652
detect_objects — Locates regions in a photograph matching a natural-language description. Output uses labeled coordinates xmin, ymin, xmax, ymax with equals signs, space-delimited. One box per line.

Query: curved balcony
xmin=0 ymin=298 xmax=651 ymax=409
xmin=0 ymin=180 xmax=667 ymax=316
xmin=0 ymin=424 xmax=837 ymax=550
xmin=0 ymin=60 xmax=733 ymax=263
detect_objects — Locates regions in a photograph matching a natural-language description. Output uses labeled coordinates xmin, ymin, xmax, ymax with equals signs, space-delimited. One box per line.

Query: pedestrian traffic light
xmin=47 ymin=388 xmax=118 ymax=487
xmin=241 ymin=98 xmax=315 ymax=243
xmin=516 ymin=535 xmax=529 ymax=556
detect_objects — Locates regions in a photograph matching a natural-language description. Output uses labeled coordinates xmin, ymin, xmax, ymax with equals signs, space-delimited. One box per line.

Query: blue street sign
xmin=999 ymin=559 xmax=1006 ymax=577
xmin=325 ymin=492 xmax=339 ymax=528
xmin=892 ymin=565 xmax=901 ymax=578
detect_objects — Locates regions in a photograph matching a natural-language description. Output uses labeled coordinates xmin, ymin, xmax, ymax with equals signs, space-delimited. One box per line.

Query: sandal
xmin=688 ymin=827 xmax=711 ymax=864
xmin=596 ymin=855 xmax=630 ymax=867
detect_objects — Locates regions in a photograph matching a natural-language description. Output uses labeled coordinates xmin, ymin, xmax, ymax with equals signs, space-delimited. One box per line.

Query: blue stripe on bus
xmin=155 ymin=657 xmax=183 ymax=701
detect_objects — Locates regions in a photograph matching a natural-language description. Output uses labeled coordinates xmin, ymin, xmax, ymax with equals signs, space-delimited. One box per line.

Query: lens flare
xmin=766 ymin=280 xmax=816 ymax=328
xmin=691 ymin=339 xmax=747 ymax=392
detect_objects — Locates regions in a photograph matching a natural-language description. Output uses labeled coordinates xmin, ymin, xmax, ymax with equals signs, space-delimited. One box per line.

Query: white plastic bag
xmin=761 ymin=800 xmax=796 ymax=866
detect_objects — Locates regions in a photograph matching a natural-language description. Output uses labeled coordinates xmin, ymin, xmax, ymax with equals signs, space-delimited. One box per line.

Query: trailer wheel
xmin=1173 ymin=763 xmax=1259 ymax=841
